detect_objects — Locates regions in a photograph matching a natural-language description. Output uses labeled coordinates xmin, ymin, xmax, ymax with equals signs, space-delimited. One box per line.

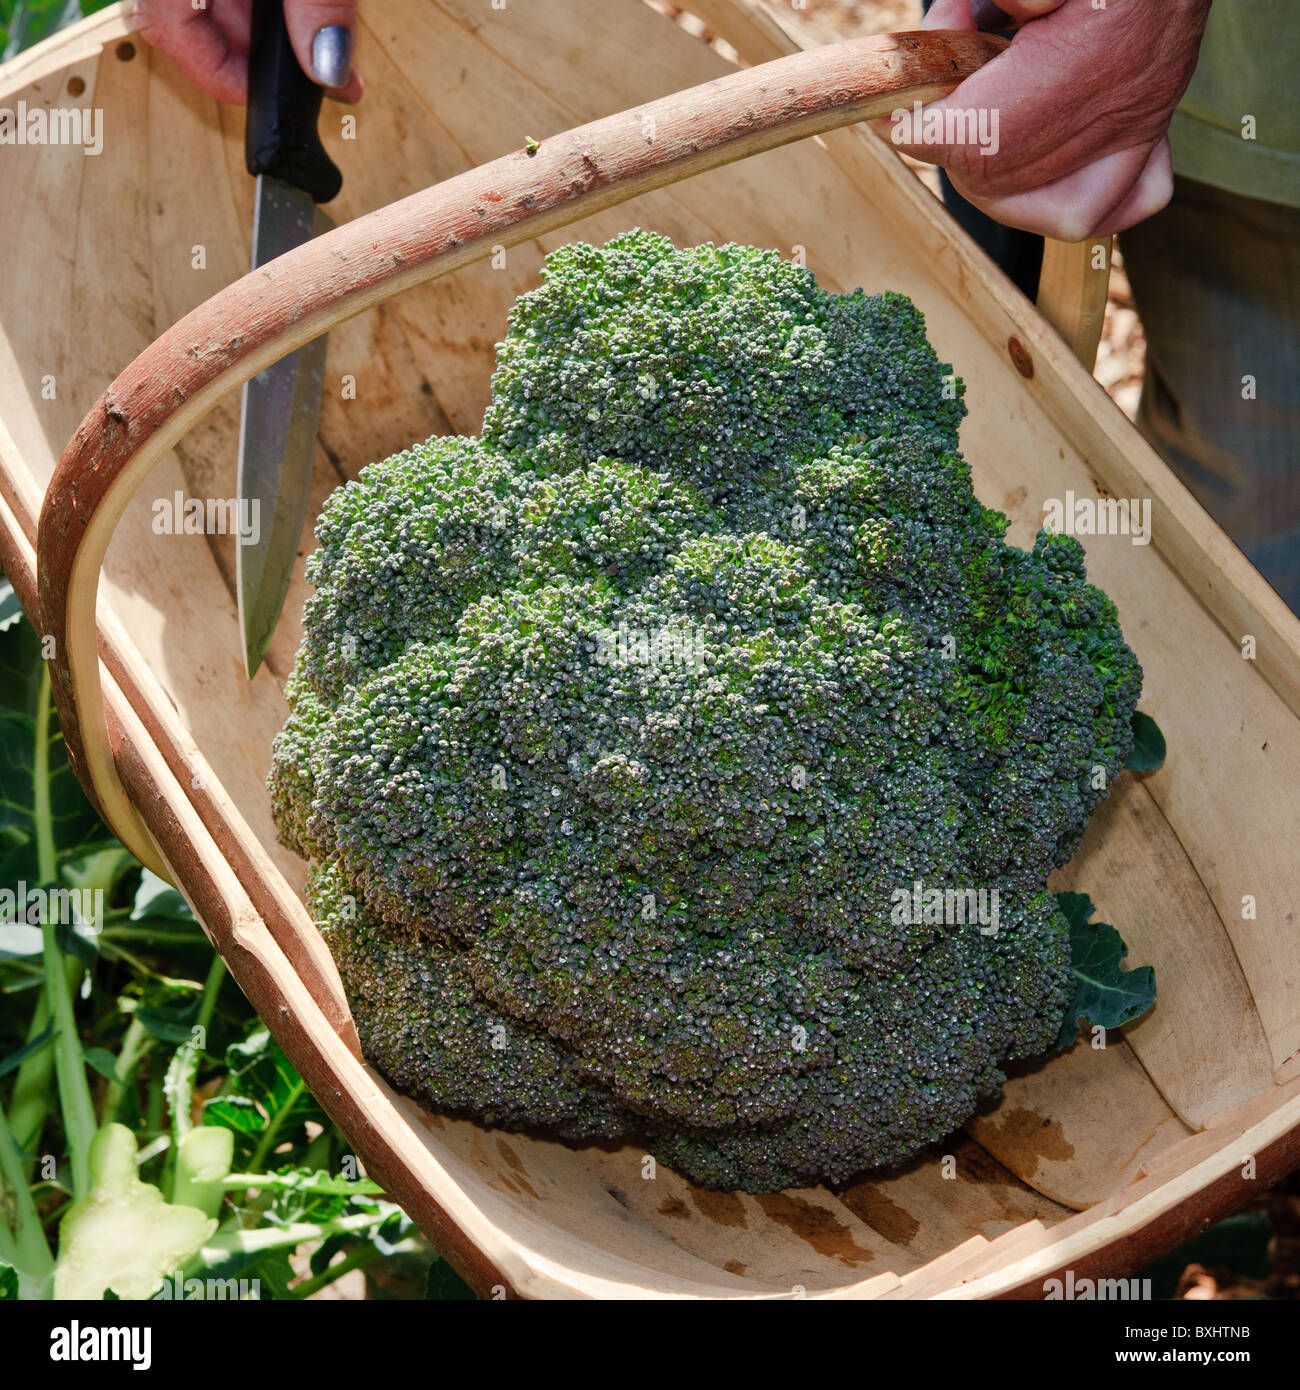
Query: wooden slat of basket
xmin=967 ymin=1039 xmax=1194 ymax=1210
xmin=838 ymin=1133 xmax=1070 ymax=1264
xmin=888 ymin=1091 xmax=1300 ymax=1298
xmin=975 ymin=1086 xmax=1300 ymax=1299
xmin=580 ymin=1145 xmax=925 ymax=1286
xmin=880 ymin=1233 xmax=995 ymax=1299
xmin=1054 ymin=776 xmax=1275 ymax=1126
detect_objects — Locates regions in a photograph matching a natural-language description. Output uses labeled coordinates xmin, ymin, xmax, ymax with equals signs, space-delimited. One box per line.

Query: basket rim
xmin=7 ymin=0 xmax=1300 ymax=1298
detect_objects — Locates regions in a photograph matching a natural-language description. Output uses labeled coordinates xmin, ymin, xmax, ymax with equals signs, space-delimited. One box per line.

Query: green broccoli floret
xmin=270 ymin=230 xmax=1144 ymax=1192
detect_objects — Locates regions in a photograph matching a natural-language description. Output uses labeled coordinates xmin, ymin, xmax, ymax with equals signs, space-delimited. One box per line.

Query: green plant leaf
xmin=54 ymin=919 xmax=98 ymax=968
xmin=425 ymin=1258 xmax=478 ymax=1300
xmin=308 ymin=1233 xmax=350 ymax=1277
xmin=2 ymin=0 xmax=80 ymax=60
xmin=248 ymin=1249 xmax=296 ymax=1300
xmin=83 ymin=1046 xmax=121 ymax=1081
xmin=60 ymin=842 xmax=137 ymax=898
xmin=0 ymin=711 xmax=102 ymax=861
xmin=0 ymin=584 xmax=42 ymax=718
xmin=225 ymin=1030 xmax=319 ymax=1123
xmin=135 ymin=1003 xmax=199 ymax=1043
xmin=372 ymin=1210 xmax=413 ymax=1256
xmin=202 ymin=1096 xmax=264 ymax=1136
xmin=1126 ymin=711 xmax=1167 ymax=772
xmin=0 ymin=578 xmax=22 ymax=633
xmin=0 ymin=1021 xmax=54 ymax=1077
xmin=0 ymin=1263 xmax=17 ymax=1300
xmin=0 ymin=922 xmax=43 ymax=958
xmin=1055 ymin=891 xmax=1157 ymax=1049
xmin=129 ymin=869 xmax=194 ymax=923
xmin=0 ymin=830 xmax=37 ymax=900
xmin=257 ymin=1167 xmax=383 ymax=1199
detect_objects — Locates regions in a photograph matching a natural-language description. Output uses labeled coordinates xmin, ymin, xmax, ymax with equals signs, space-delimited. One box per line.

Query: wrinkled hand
xmin=885 ymin=0 xmax=1210 ymax=240
xmin=136 ymin=0 xmax=362 ymax=106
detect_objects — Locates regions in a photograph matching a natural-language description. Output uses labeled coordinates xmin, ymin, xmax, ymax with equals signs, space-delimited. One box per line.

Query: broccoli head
xmin=270 ymin=230 xmax=1142 ymax=1192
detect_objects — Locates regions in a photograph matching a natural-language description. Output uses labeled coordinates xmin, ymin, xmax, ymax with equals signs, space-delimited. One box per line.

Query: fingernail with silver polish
xmin=970 ymin=0 xmax=1014 ymax=29
xmin=312 ymin=26 xmax=352 ymax=89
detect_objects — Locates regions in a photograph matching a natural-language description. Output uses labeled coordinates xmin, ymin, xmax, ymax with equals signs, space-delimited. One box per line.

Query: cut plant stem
xmin=221 ymin=1172 xmax=382 ymax=1196
xmin=103 ymin=1014 xmax=150 ymax=1122
xmin=203 ymin=1207 xmax=391 ymax=1257
xmin=172 ymin=1126 xmax=233 ymax=1218
xmin=33 ymin=664 xmax=95 ymax=1199
xmin=0 ymin=1090 xmax=54 ymax=1277
xmin=7 ymin=991 xmax=55 ymax=1162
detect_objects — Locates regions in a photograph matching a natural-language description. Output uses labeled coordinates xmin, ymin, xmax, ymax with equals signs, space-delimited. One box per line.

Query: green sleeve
xmin=1169 ymin=0 xmax=1300 ymax=207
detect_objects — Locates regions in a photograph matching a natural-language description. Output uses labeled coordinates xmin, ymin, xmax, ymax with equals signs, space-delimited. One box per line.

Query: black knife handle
xmin=244 ymin=0 xmax=342 ymax=203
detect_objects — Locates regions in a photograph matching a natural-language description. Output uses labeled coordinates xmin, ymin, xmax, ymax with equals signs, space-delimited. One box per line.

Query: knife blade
xmin=237 ymin=0 xmax=343 ymax=679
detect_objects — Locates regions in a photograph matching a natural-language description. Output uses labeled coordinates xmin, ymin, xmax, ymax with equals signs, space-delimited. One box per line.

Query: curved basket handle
xmin=40 ymin=28 xmax=1063 ymax=873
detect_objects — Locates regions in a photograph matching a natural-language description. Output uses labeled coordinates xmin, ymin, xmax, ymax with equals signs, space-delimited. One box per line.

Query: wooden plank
xmin=577 ymin=1147 xmax=922 ymax=1289
xmin=1052 ymin=776 xmax=1275 ymax=1126
xmin=966 ymin=1039 xmax=1194 ymax=1210
xmin=838 ymin=1132 xmax=1069 ymax=1264
xmin=1036 ymin=237 xmax=1111 ymax=368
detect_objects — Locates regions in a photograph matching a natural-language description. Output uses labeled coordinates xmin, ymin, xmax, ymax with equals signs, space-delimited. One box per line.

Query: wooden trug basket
xmin=2 ymin=0 xmax=1299 ymax=1299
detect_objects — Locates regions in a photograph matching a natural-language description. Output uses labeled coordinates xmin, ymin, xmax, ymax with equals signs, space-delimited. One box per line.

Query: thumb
xmin=283 ymin=0 xmax=362 ymax=101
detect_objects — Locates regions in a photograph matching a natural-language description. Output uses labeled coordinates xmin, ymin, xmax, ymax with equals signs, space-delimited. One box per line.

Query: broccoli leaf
xmin=1055 ymin=891 xmax=1157 ymax=1049
xmin=202 ymin=1095 xmax=264 ymax=1136
xmin=1126 ymin=711 xmax=1166 ymax=772
xmin=0 ymin=710 xmax=102 ymax=864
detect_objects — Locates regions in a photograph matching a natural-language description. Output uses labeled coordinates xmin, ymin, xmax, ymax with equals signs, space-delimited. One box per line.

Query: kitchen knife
xmin=237 ymin=0 xmax=343 ymax=679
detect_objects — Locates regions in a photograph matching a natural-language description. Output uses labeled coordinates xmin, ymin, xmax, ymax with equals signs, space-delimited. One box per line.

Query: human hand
xmin=885 ymin=0 xmax=1211 ymax=240
xmin=136 ymin=0 xmax=363 ymax=106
